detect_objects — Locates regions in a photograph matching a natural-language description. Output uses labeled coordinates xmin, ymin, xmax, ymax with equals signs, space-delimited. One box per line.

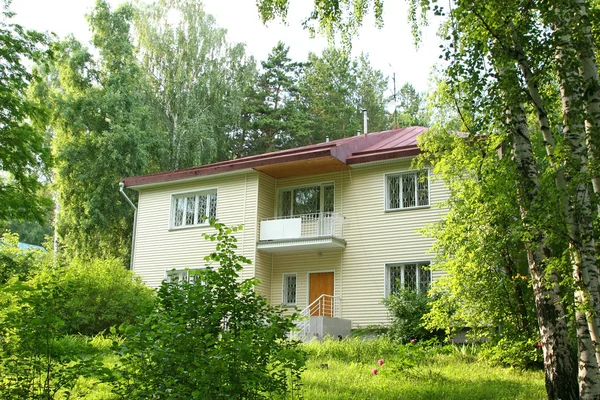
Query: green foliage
xmin=479 ymin=337 xmax=543 ymax=370
xmin=33 ymin=0 xmax=162 ymax=262
xmin=237 ymin=41 xmax=309 ymax=155
xmin=7 ymin=218 xmax=52 ymax=246
xmin=134 ymin=0 xmax=256 ymax=169
xmin=50 ymin=334 xmax=121 ymax=399
xmin=300 ymin=47 xmax=389 ymax=143
xmin=300 ymin=47 xmax=358 ymax=142
xmin=116 ymin=221 xmax=306 ymax=399
xmin=0 ymin=244 xmax=151 ymax=397
xmin=355 ymin=53 xmax=389 ymax=131
xmin=0 ymin=231 xmax=45 ymax=283
xmin=0 ymin=1 xmax=52 ymax=223
xmin=394 ymin=82 xmax=429 ymax=128
xmin=383 ymin=288 xmax=443 ymax=343
xmin=257 ymin=0 xmax=385 ymax=47
xmin=350 ymin=324 xmax=389 ymax=338
xmin=303 ymin=336 xmax=398 ymax=363
xmin=0 ymin=279 xmax=106 ymax=398
xmin=416 ymin=128 xmax=541 ymax=337
xmin=32 ymin=257 xmax=156 ymax=336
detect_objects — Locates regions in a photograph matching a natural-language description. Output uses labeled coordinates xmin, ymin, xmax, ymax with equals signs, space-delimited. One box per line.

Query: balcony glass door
xmin=294 ymin=186 xmax=321 ymax=215
xmin=278 ymin=183 xmax=334 ymax=217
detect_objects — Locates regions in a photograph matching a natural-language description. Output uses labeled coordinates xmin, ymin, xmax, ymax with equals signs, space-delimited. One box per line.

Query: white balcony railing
xmin=259 ymin=212 xmax=344 ymax=241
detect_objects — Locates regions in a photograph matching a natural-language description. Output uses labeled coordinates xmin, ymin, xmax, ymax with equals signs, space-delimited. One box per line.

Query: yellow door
xmin=309 ymin=272 xmax=334 ymax=317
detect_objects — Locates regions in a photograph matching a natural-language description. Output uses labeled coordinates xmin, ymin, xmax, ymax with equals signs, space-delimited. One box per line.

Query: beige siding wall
xmin=254 ymin=173 xmax=276 ymax=299
xmin=132 ymin=157 xmax=448 ymax=328
xmin=270 ymin=250 xmax=343 ymax=317
xmin=340 ymin=159 xmax=447 ymax=326
xmin=132 ymin=172 xmax=259 ymax=287
xmin=267 ymin=159 xmax=448 ymax=326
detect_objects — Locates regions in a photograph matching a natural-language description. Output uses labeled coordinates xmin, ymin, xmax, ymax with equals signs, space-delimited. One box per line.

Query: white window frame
xmin=282 ymin=273 xmax=297 ymax=306
xmin=169 ymin=188 xmax=218 ymax=229
xmin=277 ymin=182 xmax=335 ymax=217
xmin=164 ymin=267 xmax=205 ymax=284
xmin=384 ymin=169 xmax=430 ymax=211
xmin=384 ymin=261 xmax=431 ymax=297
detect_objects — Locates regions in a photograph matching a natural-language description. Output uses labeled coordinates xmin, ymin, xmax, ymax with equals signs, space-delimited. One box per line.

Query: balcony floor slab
xmin=256 ymin=237 xmax=346 ymax=253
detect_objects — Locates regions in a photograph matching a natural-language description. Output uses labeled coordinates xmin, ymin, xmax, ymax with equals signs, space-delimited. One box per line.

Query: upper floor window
xmin=386 ymin=261 xmax=431 ymax=296
xmin=171 ymin=190 xmax=217 ymax=228
xmin=278 ymin=183 xmax=334 ymax=216
xmin=385 ymin=170 xmax=429 ymax=211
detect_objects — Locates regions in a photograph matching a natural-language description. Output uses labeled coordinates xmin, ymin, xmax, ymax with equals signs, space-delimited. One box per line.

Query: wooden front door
xmin=309 ymin=272 xmax=334 ymax=317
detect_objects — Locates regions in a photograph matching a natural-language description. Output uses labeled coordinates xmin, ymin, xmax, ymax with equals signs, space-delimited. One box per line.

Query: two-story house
xmin=121 ymin=126 xmax=447 ymax=338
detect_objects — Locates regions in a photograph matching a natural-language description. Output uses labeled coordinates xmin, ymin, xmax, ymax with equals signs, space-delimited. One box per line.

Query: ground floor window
xmin=386 ymin=261 xmax=431 ymax=296
xmin=282 ymin=273 xmax=297 ymax=305
xmin=165 ymin=268 xmax=204 ymax=284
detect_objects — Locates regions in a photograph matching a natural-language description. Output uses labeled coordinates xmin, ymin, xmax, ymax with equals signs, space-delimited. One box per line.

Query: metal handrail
xmin=260 ymin=211 xmax=342 ymax=221
xmin=293 ymin=294 xmax=340 ymax=341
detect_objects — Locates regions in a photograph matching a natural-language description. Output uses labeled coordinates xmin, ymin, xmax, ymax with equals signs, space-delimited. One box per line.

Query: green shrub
xmin=350 ymin=324 xmax=389 ymax=338
xmin=0 ymin=232 xmax=45 ymax=283
xmin=383 ymin=289 xmax=444 ymax=343
xmin=116 ymin=221 xmax=306 ymax=399
xmin=478 ymin=337 xmax=544 ymax=369
xmin=0 ymin=279 xmax=106 ymax=398
xmin=32 ymin=257 xmax=156 ymax=336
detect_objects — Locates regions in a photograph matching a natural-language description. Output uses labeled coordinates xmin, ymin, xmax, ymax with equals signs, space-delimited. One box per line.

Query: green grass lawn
xmin=300 ymin=338 xmax=546 ymax=400
xmin=46 ymin=335 xmax=546 ymax=399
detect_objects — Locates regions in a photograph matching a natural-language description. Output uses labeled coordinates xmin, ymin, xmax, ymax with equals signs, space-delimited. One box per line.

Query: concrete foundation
xmin=308 ymin=317 xmax=352 ymax=341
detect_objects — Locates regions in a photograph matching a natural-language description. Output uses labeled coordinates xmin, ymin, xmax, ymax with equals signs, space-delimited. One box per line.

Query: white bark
xmin=574 ymin=0 xmax=600 ymax=198
xmin=506 ymin=103 xmax=578 ymax=400
xmin=504 ymin=27 xmax=599 ymax=397
xmin=554 ymin=13 xmax=600 ymax=393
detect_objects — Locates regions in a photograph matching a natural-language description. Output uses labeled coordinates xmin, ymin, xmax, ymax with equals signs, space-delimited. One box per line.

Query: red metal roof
xmin=122 ymin=126 xmax=426 ymax=188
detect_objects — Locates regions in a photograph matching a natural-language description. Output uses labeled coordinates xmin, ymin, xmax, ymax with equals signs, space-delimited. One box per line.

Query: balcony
xmin=257 ymin=212 xmax=346 ymax=253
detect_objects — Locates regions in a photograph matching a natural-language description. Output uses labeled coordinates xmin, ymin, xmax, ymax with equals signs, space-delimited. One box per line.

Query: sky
xmin=10 ymin=0 xmax=443 ymax=93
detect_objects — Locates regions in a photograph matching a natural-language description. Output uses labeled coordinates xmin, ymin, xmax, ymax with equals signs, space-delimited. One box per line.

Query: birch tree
xmin=133 ymin=0 xmax=256 ymax=169
xmin=255 ymin=0 xmax=600 ymax=397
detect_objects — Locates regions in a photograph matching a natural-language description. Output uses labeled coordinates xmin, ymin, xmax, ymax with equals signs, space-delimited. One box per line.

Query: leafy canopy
xmin=0 ymin=1 xmax=52 ymax=223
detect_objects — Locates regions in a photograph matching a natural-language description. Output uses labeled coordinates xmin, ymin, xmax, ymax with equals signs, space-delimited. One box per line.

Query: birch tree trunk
xmin=553 ymin=8 xmax=600 ymax=393
xmin=572 ymin=0 xmax=600 ymax=198
xmin=504 ymin=99 xmax=578 ymax=399
xmin=505 ymin=16 xmax=600 ymax=395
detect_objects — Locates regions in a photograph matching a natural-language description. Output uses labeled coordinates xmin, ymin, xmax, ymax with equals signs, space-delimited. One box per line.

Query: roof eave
xmin=122 ymin=148 xmax=334 ymax=188
xmin=346 ymin=146 xmax=420 ymax=165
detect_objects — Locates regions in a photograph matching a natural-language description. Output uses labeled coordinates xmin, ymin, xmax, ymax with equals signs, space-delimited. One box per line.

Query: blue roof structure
xmin=17 ymin=242 xmax=45 ymax=251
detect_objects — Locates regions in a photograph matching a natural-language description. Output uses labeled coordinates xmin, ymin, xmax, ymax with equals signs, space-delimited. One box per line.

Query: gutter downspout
xmin=119 ymin=182 xmax=137 ymax=270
